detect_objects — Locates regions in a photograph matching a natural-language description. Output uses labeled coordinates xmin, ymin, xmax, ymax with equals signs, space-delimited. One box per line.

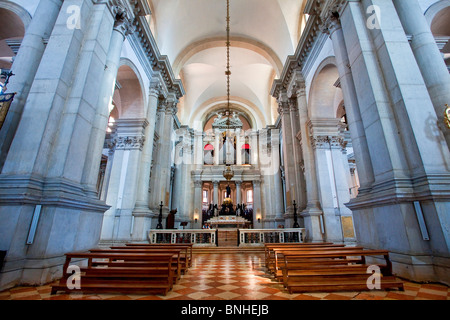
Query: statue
xmin=226 ymin=185 xmax=231 ymax=198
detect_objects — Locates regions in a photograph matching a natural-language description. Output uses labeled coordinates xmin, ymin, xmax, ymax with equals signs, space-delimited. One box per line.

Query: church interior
xmin=0 ymin=0 xmax=449 ymax=302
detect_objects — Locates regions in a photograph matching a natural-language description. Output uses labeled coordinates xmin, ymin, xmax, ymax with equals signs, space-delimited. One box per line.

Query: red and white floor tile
xmin=1 ymin=252 xmax=449 ymax=301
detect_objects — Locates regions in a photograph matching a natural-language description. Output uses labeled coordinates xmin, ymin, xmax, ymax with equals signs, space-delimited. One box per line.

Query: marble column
xmin=0 ymin=0 xmax=64 ymax=170
xmin=236 ymin=128 xmax=242 ymax=165
xmin=214 ymin=129 xmax=220 ymax=165
xmin=309 ymin=127 xmax=344 ymax=243
xmin=193 ymin=180 xmax=203 ymax=228
xmin=277 ymin=92 xmax=297 ymax=215
xmin=250 ymin=130 xmax=258 ymax=165
xmin=132 ymin=80 xmax=161 ymax=240
xmin=252 ymin=180 xmax=263 ymax=228
xmin=235 ymin=180 xmax=242 ymax=205
xmin=81 ymin=5 xmax=135 ymax=196
xmin=323 ymin=16 xmax=375 ymax=192
xmin=288 ymin=97 xmax=306 ymax=209
xmin=293 ymin=84 xmax=323 ymax=242
xmin=270 ymin=129 xmax=285 ymax=225
xmin=149 ymin=94 xmax=177 ymax=215
xmin=393 ymin=0 xmax=450 ymax=148
xmin=100 ymin=119 xmax=147 ymax=243
xmin=213 ymin=180 xmax=219 ymax=207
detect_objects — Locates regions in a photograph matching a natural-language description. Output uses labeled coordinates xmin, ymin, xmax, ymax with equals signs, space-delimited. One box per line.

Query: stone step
xmin=192 ymin=246 xmax=264 ymax=254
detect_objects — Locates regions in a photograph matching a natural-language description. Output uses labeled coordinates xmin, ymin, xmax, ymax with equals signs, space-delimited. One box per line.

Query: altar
xmin=208 ymin=215 xmax=251 ymax=229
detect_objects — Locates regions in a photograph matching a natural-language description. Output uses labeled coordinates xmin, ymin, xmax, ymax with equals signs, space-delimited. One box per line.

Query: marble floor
xmin=1 ymin=252 xmax=449 ymax=300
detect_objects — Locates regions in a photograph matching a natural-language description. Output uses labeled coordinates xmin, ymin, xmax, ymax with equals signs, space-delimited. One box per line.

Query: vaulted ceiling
xmin=148 ymin=0 xmax=308 ymax=129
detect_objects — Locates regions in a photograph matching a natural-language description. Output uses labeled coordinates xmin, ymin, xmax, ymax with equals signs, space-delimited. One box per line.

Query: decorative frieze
xmin=114 ymin=135 xmax=146 ymax=150
xmin=310 ymin=135 xmax=346 ymax=150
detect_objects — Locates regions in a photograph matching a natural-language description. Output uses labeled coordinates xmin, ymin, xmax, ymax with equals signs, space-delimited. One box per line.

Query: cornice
xmin=271 ymin=0 xmax=348 ymax=99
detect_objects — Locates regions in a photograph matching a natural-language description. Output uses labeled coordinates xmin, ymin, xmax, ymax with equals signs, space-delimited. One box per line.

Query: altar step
xmin=192 ymin=246 xmax=264 ymax=254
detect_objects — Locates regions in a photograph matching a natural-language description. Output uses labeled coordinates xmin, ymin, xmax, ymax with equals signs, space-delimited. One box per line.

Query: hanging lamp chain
xmin=226 ymin=0 xmax=231 ymax=123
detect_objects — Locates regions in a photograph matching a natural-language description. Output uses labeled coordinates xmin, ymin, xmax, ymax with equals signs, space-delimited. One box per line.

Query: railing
xmin=238 ymin=228 xmax=306 ymax=247
xmin=148 ymin=228 xmax=306 ymax=247
xmin=148 ymin=229 xmax=217 ymax=247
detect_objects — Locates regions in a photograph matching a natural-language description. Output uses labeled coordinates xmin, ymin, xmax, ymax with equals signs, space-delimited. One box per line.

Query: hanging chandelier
xmin=223 ymin=0 xmax=234 ymax=181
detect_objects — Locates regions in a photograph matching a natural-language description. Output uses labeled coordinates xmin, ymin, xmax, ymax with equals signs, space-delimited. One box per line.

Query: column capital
xmin=288 ymin=98 xmax=298 ymax=113
xmin=149 ymin=80 xmax=162 ymax=98
xmin=321 ymin=11 xmax=342 ymax=38
xmin=111 ymin=3 xmax=135 ymax=37
xmin=194 ymin=180 xmax=203 ymax=188
xmin=287 ymin=69 xmax=306 ymax=98
xmin=277 ymin=93 xmax=290 ymax=116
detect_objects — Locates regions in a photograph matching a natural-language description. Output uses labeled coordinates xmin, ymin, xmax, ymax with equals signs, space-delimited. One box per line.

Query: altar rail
xmin=148 ymin=228 xmax=306 ymax=247
xmin=148 ymin=229 xmax=217 ymax=247
xmin=238 ymin=228 xmax=306 ymax=247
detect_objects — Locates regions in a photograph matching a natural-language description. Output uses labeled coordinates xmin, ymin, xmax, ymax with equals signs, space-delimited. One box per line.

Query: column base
xmin=301 ymin=206 xmax=324 ymax=243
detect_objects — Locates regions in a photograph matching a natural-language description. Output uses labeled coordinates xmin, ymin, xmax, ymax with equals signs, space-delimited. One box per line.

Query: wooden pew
xmin=124 ymin=243 xmax=193 ymax=268
xmin=51 ymin=252 xmax=175 ymax=296
xmin=266 ymin=244 xmax=353 ymax=275
xmin=110 ymin=246 xmax=190 ymax=274
xmin=264 ymin=242 xmax=336 ymax=266
xmin=89 ymin=248 xmax=183 ymax=282
xmin=280 ymin=249 xmax=404 ymax=293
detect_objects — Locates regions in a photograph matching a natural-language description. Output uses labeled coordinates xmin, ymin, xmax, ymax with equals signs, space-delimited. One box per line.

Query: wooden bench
xmin=280 ymin=249 xmax=404 ymax=293
xmin=266 ymin=244 xmax=354 ymax=275
xmin=124 ymin=243 xmax=193 ymax=268
xmin=51 ymin=252 xmax=175 ymax=296
xmin=89 ymin=248 xmax=183 ymax=282
xmin=264 ymin=242 xmax=336 ymax=266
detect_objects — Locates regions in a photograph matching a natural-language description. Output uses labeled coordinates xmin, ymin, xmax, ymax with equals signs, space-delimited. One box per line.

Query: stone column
xmin=293 ymin=84 xmax=323 ymax=242
xmin=277 ymin=91 xmax=297 ymax=215
xmin=0 ymin=0 xmax=64 ymax=170
xmin=309 ymin=126 xmax=344 ymax=243
xmin=322 ymin=17 xmax=375 ymax=191
xmin=214 ymin=129 xmax=220 ymax=165
xmin=194 ymin=130 xmax=204 ymax=168
xmin=193 ymin=180 xmax=203 ymax=228
xmin=393 ymin=0 xmax=450 ymax=148
xmin=213 ymin=180 xmax=219 ymax=207
xmin=252 ymin=180 xmax=263 ymax=228
xmin=250 ymin=130 xmax=258 ymax=165
xmin=149 ymin=93 xmax=177 ymax=214
xmin=132 ymin=80 xmax=161 ymax=240
xmin=288 ymin=97 xmax=306 ymax=208
xmin=270 ymin=129 xmax=285 ymax=225
xmin=81 ymin=5 xmax=135 ymax=196
xmin=235 ymin=180 xmax=242 ymax=205
xmin=100 ymin=119 xmax=147 ymax=243
xmin=236 ymin=128 xmax=242 ymax=165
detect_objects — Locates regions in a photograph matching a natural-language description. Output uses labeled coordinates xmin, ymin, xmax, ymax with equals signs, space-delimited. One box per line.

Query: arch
xmin=308 ymin=56 xmax=340 ymax=118
xmin=425 ymin=1 xmax=450 ymax=68
xmin=424 ymin=0 xmax=450 ymax=25
xmin=173 ymin=36 xmax=284 ymax=77
xmin=113 ymin=59 xmax=146 ymax=119
xmin=0 ymin=4 xmax=28 ymax=71
xmin=0 ymin=1 xmax=32 ymax=29
xmin=189 ymin=97 xmax=266 ymax=131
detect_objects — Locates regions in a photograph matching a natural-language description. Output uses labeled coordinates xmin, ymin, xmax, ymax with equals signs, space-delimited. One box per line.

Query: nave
xmin=1 ymin=249 xmax=449 ymax=301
